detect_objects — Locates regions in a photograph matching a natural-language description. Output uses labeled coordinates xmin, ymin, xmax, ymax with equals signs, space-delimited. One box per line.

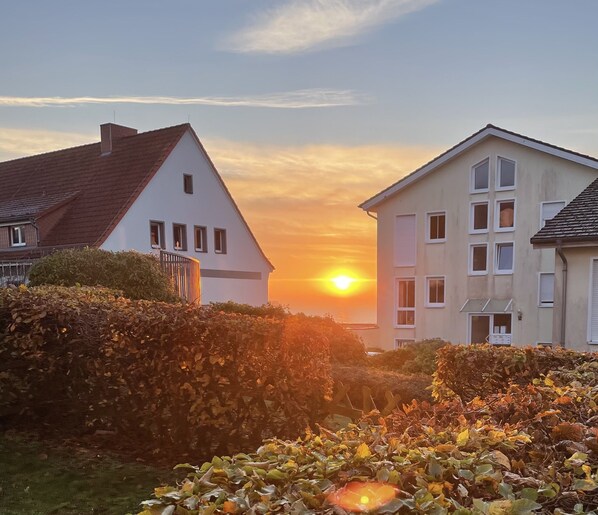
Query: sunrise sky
xmin=2 ymin=1 xmax=598 ymax=322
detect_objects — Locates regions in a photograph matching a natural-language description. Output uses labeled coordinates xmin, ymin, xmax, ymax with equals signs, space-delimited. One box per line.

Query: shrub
xmin=0 ymin=286 xmax=332 ymax=459
xmin=367 ymin=338 xmax=448 ymax=375
xmin=433 ymin=343 xmax=595 ymax=402
xmin=209 ymin=301 xmax=290 ymax=318
xmin=28 ymin=247 xmax=178 ymax=302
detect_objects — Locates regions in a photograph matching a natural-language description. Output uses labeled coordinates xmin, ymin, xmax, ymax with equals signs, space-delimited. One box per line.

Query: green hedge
xmin=28 ymin=247 xmax=178 ymax=302
xmin=0 ymin=286 xmax=333 ymax=459
xmin=367 ymin=339 xmax=448 ymax=375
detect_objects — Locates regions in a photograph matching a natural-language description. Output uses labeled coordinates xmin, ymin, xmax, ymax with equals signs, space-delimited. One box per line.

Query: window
xmin=538 ymin=273 xmax=555 ymax=307
xmin=149 ymin=221 xmax=165 ymax=249
xmin=469 ymin=244 xmax=488 ymax=275
xmin=173 ymin=223 xmax=187 ymax=251
xmin=426 ymin=276 xmax=445 ymax=307
xmin=394 ymin=214 xmax=416 ymax=266
xmin=9 ymin=225 xmax=26 ymax=247
xmin=470 ymin=202 xmax=489 ymax=233
xmin=194 ymin=226 xmax=207 ymax=252
xmin=394 ymin=339 xmax=415 ymax=349
xmin=470 ymin=313 xmax=512 ymax=345
xmin=214 ymin=228 xmax=227 ymax=254
xmin=590 ymin=259 xmax=598 ymax=343
xmin=496 ymin=200 xmax=515 ymax=231
xmin=396 ymin=278 xmax=415 ymax=327
xmin=183 ymin=174 xmax=193 ymax=194
xmin=495 ymin=242 xmax=514 ymax=274
xmin=471 ymin=158 xmax=489 ymax=192
xmin=497 ymin=157 xmax=516 ymax=190
xmin=540 ymin=201 xmax=565 ymax=228
xmin=426 ymin=212 xmax=446 ymax=242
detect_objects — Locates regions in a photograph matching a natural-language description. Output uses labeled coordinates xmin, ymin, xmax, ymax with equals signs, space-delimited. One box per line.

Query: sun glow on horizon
xmin=332 ymin=275 xmax=355 ymax=291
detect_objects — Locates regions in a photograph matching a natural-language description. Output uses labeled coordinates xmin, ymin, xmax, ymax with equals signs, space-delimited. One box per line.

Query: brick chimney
xmin=100 ymin=123 xmax=138 ymax=154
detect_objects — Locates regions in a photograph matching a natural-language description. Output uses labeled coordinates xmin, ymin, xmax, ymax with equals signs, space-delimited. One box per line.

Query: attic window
xmin=183 ymin=174 xmax=193 ymax=194
xmin=10 ymin=225 xmax=26 ymax=247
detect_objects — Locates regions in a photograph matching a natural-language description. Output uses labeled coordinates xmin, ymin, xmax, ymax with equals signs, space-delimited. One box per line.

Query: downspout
xmin=556 ymin=240 xmax=567 ymax=348
xmin=366 ymin=210 xmax=377 ymax=221
xmin=30 ymin=218 xmax=40 ymax=247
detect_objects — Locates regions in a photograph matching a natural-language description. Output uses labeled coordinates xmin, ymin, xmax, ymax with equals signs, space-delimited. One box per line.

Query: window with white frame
xmin=9 ymin=226 xmax=26 ymax=247
xmin=470 ymin=202 xmax=489 ymax=233
xmin=194 ymin=225 xmax=207 ymax=252
xmin=471 ymin=158 xmax=489 ymax=192
xmin=497 ymin=157 xmax=516 ymax=190
xmin=426 ymin=212 xmax=446 ymax=242
xmin=538 ymin=273 xmax=555 ymax=307
xmin=469 ymin=243 xmax=488 ymax=275
xmin=495 ymin=242 xmax=514 ymax=274
xmin=394 ymin=339 xmax=415 ymax=349
xmin=496 ymin=200 xmax=515 ymax=231
xmin=426 ymin=276 xmax=445 ymax=307
xmin=396 ymin=278 xmax=415 ymax=327
xmin=149 ymin=221 xmax=165 ymax=249
xmin=173 ymin=223 xmax=187 ymax=251
xmin=540 ymin=201 xmax=566 ymax=228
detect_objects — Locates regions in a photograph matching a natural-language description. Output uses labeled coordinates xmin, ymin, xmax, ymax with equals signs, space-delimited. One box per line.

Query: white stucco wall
xmin=371 ymin=136 xmax=598 ymax=350
xmin=101 ymin=130 xmax=272 ymax=305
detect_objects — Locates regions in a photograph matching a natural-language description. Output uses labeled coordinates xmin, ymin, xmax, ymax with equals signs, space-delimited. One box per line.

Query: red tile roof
xmin=0 ymin=124 xmax=188 ymax=250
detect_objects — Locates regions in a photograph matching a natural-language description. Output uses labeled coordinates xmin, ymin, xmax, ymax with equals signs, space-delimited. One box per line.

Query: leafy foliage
xmin=28 ymin=247 xmax=178 ymax=302
xmin=0 ymin=286 xmax=332 ymax=460
xmin=141 ymin=346 xmax=598 ymax=514
xmin=368 ymin=339 xmax=448 ymax=375
xmin=433 ymin=344 xmax=593 ymax=402
xmin=208 ymin=301 xmax=290 ymax=318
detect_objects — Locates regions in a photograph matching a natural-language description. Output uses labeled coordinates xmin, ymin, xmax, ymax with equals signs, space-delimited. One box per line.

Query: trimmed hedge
xmin=0 ymin=286 xmax=333 ymax=459
xmin=367 ymin=338 xmax=448 ymax=375
xmin=433 ymin=343 xmax=596 ymax=402
xmin=28 ymin=247 xmax=178 ymax=302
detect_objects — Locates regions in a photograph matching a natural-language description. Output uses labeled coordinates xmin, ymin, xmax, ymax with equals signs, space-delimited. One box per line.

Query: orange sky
xmin=206 ymin=139 xmax=440 ymax=322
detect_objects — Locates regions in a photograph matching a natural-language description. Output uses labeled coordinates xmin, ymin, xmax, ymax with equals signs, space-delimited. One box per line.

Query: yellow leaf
xmin=491 ymin=450 xmax=511 ymax=470
xmin=429 ymin=482 xmax=444 ymax=495
xmin=355 ymin=443 xmax=372 ymax=459
xmin=456 ymin=429 xmax=469 ymax=447
xmin=544 ymin=376 xmax=554 ymax=387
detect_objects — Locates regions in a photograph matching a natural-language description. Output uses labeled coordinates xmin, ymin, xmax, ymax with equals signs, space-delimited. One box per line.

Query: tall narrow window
xmin=394 ymin=214 xmax=416 ymax=266
xmin=214 ymin=228 xmax=227 ymax=254
xmin=194 ymin=226 xmax=207 ymax=252
xmin=183 ymin=174 xmax=193 ymax=194
xmin=540 ymin=201 xmax=565 ymax=228
xmin=149 ymin=221 xmax=165 ymax=249
xmin=539 ymin=273 xmax=555 ymax=307
xmin=9 ymin=225 xmax=26 ymax=247
xmin=469 ymin=244 xmax=488 ymax=275
xmin=590 ymin=260 xmax=598 ymax=343
xmin=173 ymin=223 xmax=187 ymax=251
xmin=396 ymin=278 xmax=415 ymax=327
xmin=427 ymin=212 xmax=446 ymax=242
xmin=470 ymin=202 xmax=489 ymax=233
xmin=471 ymin=158 xmax=489 ymax=192
xmin=497 ymin=157 xmax=516 ymax=190
xmin=495 ymin=242 xmax=514 ymax=274
xmin=496 ymin=200 xmax=515 ymax=231
xmin=426 ymin=276 xmax=445 ymax=307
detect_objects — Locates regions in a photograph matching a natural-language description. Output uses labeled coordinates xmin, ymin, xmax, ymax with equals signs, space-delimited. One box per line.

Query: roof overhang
xmin=460 ymin=298 xmax=513 ymax=313
xmin=532 ymin=239 xmax=598 ymax=250
xmin=360 ymin=125 xmax=598 ymax=211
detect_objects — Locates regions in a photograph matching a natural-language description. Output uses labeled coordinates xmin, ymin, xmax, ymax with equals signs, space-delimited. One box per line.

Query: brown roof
xmin=0 ymin=191 xmax=79 ymax=223
xmin=531 ymin=177 xmax=598 ymax=246
xmin=0 ymin=124 xmax=188 ymax=248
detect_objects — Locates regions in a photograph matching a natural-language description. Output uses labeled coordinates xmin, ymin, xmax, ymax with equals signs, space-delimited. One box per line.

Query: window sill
xmin=395 ymin=325 xmax=416 ymax=329
xmin=425 ymin=239 xmax=446 ymax=244
xmin=195 ymin=248 xmax=207 ymax=253
xmin=469 ymin=229 xmax=489 ymax=235
xmin=538 ymin=303 xmax=554 ymax=308
xmin=468 ymin=271 xmax=488 ymax=276
xmin=495 ymin=227 xmax=515 ymax=232
xmin=496 ymin=186 xmax=516 ymax=192
xmin=425 ymin=304 xmax=445 ymax=308
xmin=10 ymin=243 xmax=26 ymax=247
xmin=215 ymin=251 xmax=227 ymax=255
xmin=494 ymin=270 xmax=513 ymax=275
xmin=470 ymin=189 xmax=489 ymax=194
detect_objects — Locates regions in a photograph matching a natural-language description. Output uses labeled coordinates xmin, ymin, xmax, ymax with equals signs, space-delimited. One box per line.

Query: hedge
xmin=28 ymin=247 xmax=178 ymax=302
xmin=433 ymin=343 xmax=597 ymax=402
xmin=367 ymin=338 xmax=448 ymax=375
xmin=0 ymin=286 xmax=333 ymax=459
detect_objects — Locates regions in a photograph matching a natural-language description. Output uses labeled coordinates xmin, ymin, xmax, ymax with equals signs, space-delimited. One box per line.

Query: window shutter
xmin=395 ymin=215 xmax=416 ymax=266
xmin=539 ymin=273 xmax=554 ymax=304
xmin=591 ymin=261 xmax=598 ymax=341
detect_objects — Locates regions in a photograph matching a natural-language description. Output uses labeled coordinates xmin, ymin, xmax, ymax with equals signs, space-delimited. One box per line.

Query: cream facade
xmin=361 ymin=126 xmax=598 ymax=350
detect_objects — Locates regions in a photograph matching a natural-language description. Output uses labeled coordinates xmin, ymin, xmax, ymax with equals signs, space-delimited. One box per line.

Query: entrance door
xmin=470 ymin=315 xmax=490 ymax=343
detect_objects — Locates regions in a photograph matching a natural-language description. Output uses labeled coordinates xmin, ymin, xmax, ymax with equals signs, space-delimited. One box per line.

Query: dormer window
xmin=183 ymin=174 xmax=193 ymax=194
xmin=10 ymin=225 xmax=26 ymax=247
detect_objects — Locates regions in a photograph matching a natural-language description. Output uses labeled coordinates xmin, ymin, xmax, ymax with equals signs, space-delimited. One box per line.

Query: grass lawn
xmin=0 ymin=431 xmax=181 ymax=515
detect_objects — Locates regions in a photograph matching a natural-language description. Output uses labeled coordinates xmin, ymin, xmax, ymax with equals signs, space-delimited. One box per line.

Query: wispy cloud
xmin=0 ymin=127 xmax=94 ymax=159
xmin=226 ymin=0 xmax=439 ymax=54
xmin=0 ymin=89 xmax=366 ymax=109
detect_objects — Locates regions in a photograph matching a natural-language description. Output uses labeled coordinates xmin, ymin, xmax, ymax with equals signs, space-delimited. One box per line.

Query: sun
xmin=332 ymin=275 xmax=355 ymax=291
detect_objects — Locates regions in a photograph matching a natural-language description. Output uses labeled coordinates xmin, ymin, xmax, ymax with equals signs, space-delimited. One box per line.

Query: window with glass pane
xmin=497 ymin=157 xmax=516 ymax=189
xmin=397 ymin=278 xmax=415 ymax=326
xmin=472 ymin=159 xmax=489 ymax=191
xmin=173 ymin=223 xmax=187 ymax=251
xmin=427 ymin=277 xmax=445 ymax=305
xmin=470 ymin=244 xmax=487 ymax=273
xmin=496 ymin=242 xmax=514 ymax=273
xmin=149 ymin=221 xmax=165 ymax=249
xmin=428 ymin=212 xmax=446 ymax=241
xmin=194 ymin=225 xmax=207 ymax=252
xmin=497 ymin=200 xmax=515 ymax=230
xmin=541 ymin=201 xmax=565 ymax=227
xmin=10 ymin=226 xmax=25 ymax=247
xmin=214 ymin=228 xmax=227 ymax=254
xmin=471 ymin=202 xmax=488 ymax=231
xmin=539 ymin=273 xmax=555 ymax=306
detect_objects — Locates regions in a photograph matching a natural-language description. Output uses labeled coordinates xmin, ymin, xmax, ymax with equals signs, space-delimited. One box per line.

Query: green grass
xmin=0 ymin=432 xmax=181 ymax=515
